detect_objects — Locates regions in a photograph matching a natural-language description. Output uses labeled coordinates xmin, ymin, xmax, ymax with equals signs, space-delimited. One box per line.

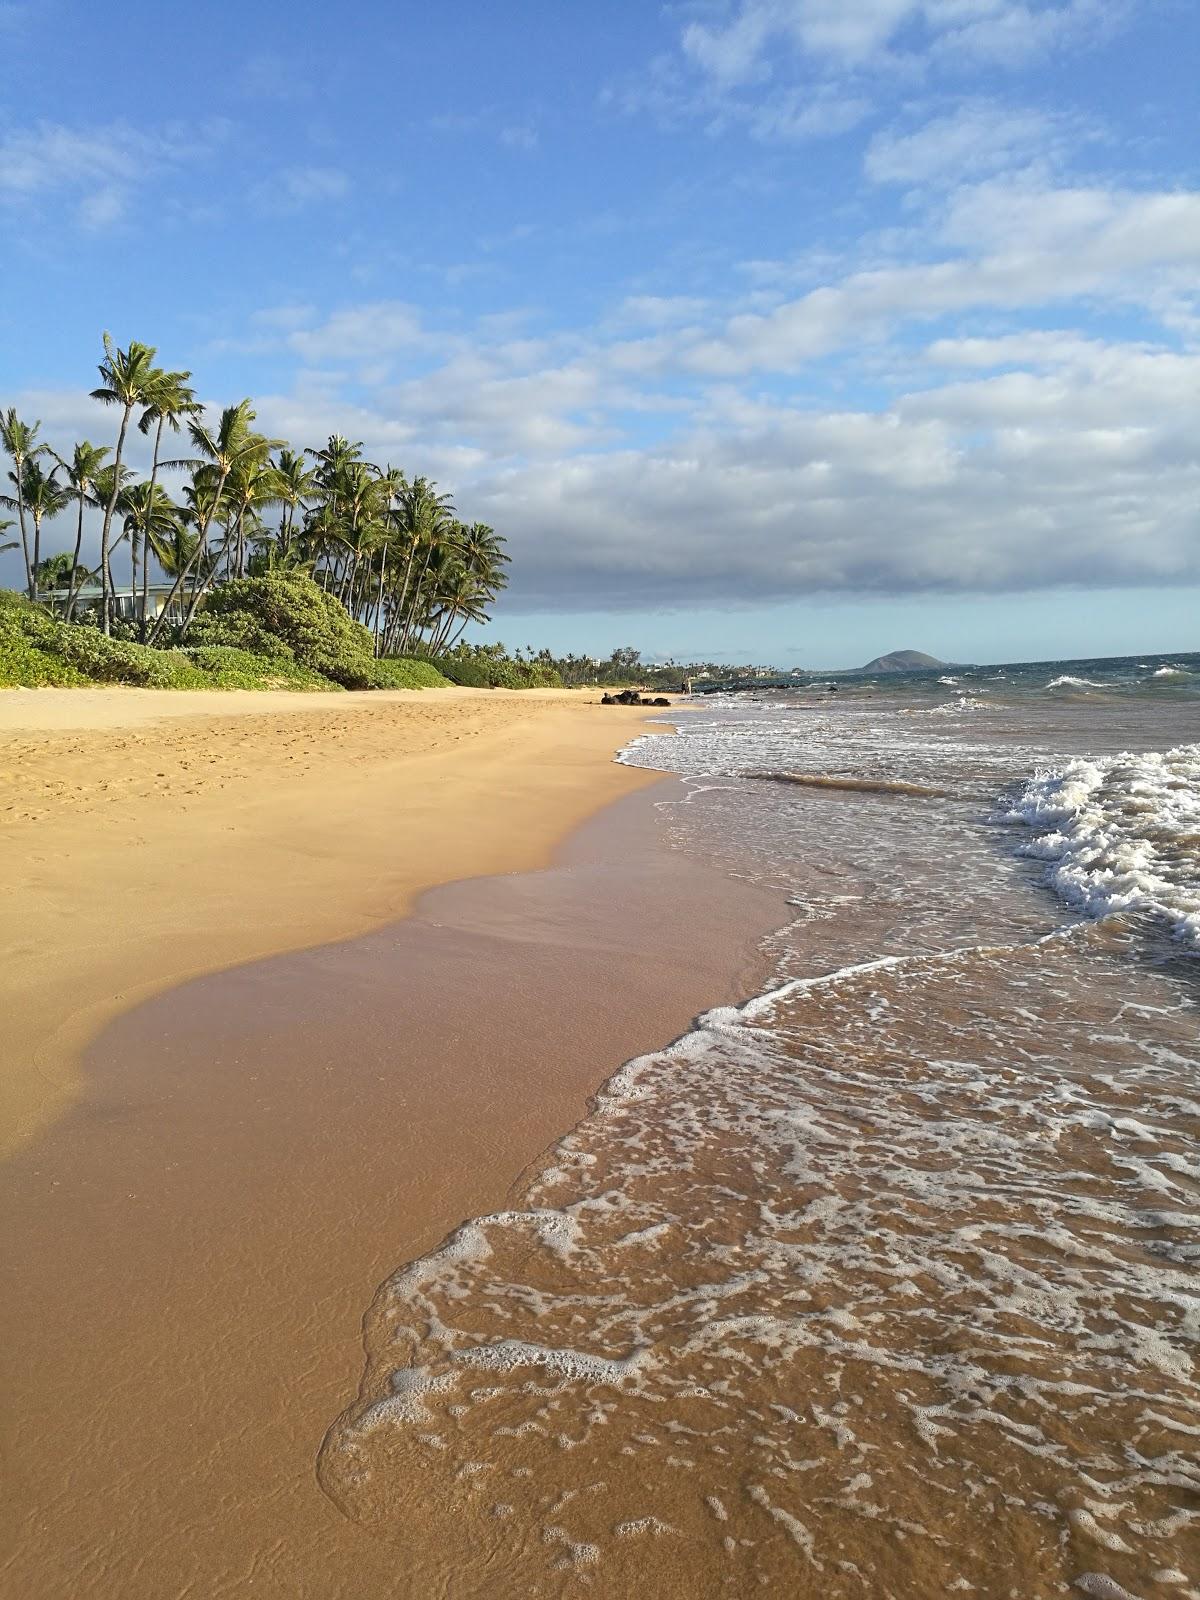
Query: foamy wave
xmin=322 ymin=932 xmax=1200 ymax=1593
xmin=1010 ymin=744 xmax=1200 ymax=951
xmin=1045 ymin=675 xmax=1108 ymax=691
xmin=905 ymin=694 xmax=991 ymax=716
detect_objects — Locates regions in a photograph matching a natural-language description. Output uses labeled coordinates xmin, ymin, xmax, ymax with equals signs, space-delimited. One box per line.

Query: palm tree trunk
xmin=178 ymin=514 xmax=238 ymax=634
xmin=372 ymin=552 xmax=387 ymax=656
xmin=65 ymin=493 xmax=88 ymax=620
xmin=139 ymin=417 xmax=165 ymax=641
xmin=30 ymin=509 xmax=43 ymax=601
xmin=13 ymin=470 xmax=33 ymax=601
xmin=392 ymin=539 xmax=419 ymax=644
xmin=437 ymin=603 xmax=467 ymax=655
xmin=130 ymin=523 xmax=138 ymax=631
xmin=446 ymin=615 xmax=472 ymax=652
xmin=100 ymin=406 xmax=132 ymax=635
xmin=147 ymin=470 xmax=230 ymax=646
xmin=399 ymin=546 xmax=434 ymax=652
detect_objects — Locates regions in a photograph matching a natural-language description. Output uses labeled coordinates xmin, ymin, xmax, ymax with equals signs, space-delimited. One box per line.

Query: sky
xmin=1 ymin=0 xmax=1197 ymax=668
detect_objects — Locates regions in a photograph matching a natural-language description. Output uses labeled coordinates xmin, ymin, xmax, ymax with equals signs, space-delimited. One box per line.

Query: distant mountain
xmin=860 ymin=649 xmax=948 ymax=672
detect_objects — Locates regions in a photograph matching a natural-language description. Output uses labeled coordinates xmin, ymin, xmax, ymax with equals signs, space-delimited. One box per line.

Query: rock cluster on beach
xmin=600 ymin=689 xmax=672 ymax=706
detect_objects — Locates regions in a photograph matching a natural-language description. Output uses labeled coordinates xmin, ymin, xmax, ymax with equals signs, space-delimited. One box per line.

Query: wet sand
xmin=1 ymin=775 xmax=784 ymax=1596
xmin=0 ymin=685 xmax=658 ymax=1154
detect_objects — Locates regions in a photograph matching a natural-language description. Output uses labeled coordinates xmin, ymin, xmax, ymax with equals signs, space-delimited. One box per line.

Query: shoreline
xmin=1 ymin=688 xmax=785 ymax=1598
xmin=0 ymin=684 xmax=661 ymax=1155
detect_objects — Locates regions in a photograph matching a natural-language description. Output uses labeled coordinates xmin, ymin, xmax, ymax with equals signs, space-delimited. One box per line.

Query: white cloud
xmin=865 ymin=102 xmax=1078 ymax=186
xmin=499 ymin=124 xmax=540 ymax=152
xmin=618 ymin=0 xmax=1126 ymax=144
xmin=653 ymin=180 xmax=1200 ymax=377
xmin=251 ymin=303 xmax=317 ymax=332
xmin=253 ymin=164 xmax=350 ymax=214
xmin=286 ymin=302 xmax=426 ymax=361
xmin=745 ymin=84 xmax=873 ymax=140
xmin=77 ymin=186 xmax=126 ymax=230
xmin=6 ymin=149 xmax=1197 ymax=617
xmin=468 ymin=350 xmax=1199 ymax=608
xmin=614 ymin=295 xmax=712 ymax=329
xmin=682 ymin=0 xmax=1120 ymax=76
xmin=6 ymin=327 xmax=1198 ymax=610
xmin=0 ymin=118 xmax=226 ymax=227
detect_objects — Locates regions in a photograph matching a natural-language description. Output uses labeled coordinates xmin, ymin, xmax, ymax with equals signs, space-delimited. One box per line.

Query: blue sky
xmin=1 ymin=0 xmax=1197 ymax=667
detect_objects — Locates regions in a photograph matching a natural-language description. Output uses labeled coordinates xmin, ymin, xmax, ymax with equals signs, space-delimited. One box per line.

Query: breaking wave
xmin=1010 ymin=744 xmax=1200 ymax=952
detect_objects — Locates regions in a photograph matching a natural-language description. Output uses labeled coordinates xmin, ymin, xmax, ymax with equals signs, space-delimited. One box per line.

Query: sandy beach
xmin=1 ymin=685 xmax=658 ymax=1156
xmin=0 ymin=686 xmax=782 ymax=1597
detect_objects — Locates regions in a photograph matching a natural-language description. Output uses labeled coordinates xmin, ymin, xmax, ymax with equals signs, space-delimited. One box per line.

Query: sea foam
xmin=1010 ymin=744 xmax=1200 ymax=951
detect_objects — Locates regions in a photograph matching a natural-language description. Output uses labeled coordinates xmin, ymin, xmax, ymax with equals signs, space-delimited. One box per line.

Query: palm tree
xmin=391 ymin=477 xmax=456 ymax=652
xmin=1 ymin=518 xmax=18 ymax=557
xmin=149 ymin=401 xmax=273 ymax=640
xmin=135 ymin=368 xmax=200 ymax=638
xmin=90 ymin=333 xmax=163 ymax=633
xmin=34 ymin=550 xmax=94 ymax=605
xmin=460 ymin=521 xmax=510 ymax=585
xmin=427 ymin=560 xmax=494 ymax=654
xmin=117 ymin=482 xmax=180 ymax=628
xmin=0 ymin=409 xmax=48 ymax=600
xmin=1 ymin=459 xmax=69 ymax=602
xmin=224 ymin=448 xmax=283 ymax=581
xmin=272 ymin=447 xmax=318 ymax=556
xmin=147 ymin=516 xmax=201 ymax=582
xmin=54 ymin=441 xmax=111 ymax=619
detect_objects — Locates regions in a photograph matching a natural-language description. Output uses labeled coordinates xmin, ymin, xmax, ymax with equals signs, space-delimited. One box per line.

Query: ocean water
xmin=321 ymin=652 xmax=1200 ymax=1598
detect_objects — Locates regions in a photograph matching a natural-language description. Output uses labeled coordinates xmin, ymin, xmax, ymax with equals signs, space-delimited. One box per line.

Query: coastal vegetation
xmin=2 ymin=334 xmax=731 ymax=696
xmin=0 ymin=334 xmax=525 ymax=691
xmin=0 ymin=586 xmax=450 ymax=691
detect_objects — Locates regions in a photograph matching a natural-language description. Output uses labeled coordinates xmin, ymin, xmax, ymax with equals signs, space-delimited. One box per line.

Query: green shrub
xmin=48 ymin=624 xmax=208 ymax=688
xmin=0 ymin=584 xmax=454 ymax=694
xmin=366 ymin=656 xmax=452 ymax=690
xmin=0 ymin=631 xmax=87 ymax=686
xmin=430 ymin=653 xmax=563 ymax=689
xmin=184 ymin=611 xmax=295 ymax=661
xmin=430 ymin=655 xmax=494 ymax=687
xmin=0 ymin=593 xmax=87 ymax=686
xmin=190 ymin=573 xmax=379 ymax=687
xmin=185 ymin=645 xmax=343 ymax=692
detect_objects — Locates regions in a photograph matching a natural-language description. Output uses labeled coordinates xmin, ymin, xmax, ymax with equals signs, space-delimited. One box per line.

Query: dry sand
xmin=1 ymin=686 xmax=783 ymax=1598
xmin=0 ymin=684 xmax=655 ymax=1156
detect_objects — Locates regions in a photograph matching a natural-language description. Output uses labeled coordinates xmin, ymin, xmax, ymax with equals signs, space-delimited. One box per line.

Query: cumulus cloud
xmin=661 ymin=181 xmax=1200 ymax=377
xmin=286 ymin=302 xmax=427 ymax=361
xmin=469 ymin=353 xmax=1199 ymax=608
xmin=5 ymin=329 xmax=1197 ymax=610
xmin=4 ymin=147 xmax=1197 ymax=617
